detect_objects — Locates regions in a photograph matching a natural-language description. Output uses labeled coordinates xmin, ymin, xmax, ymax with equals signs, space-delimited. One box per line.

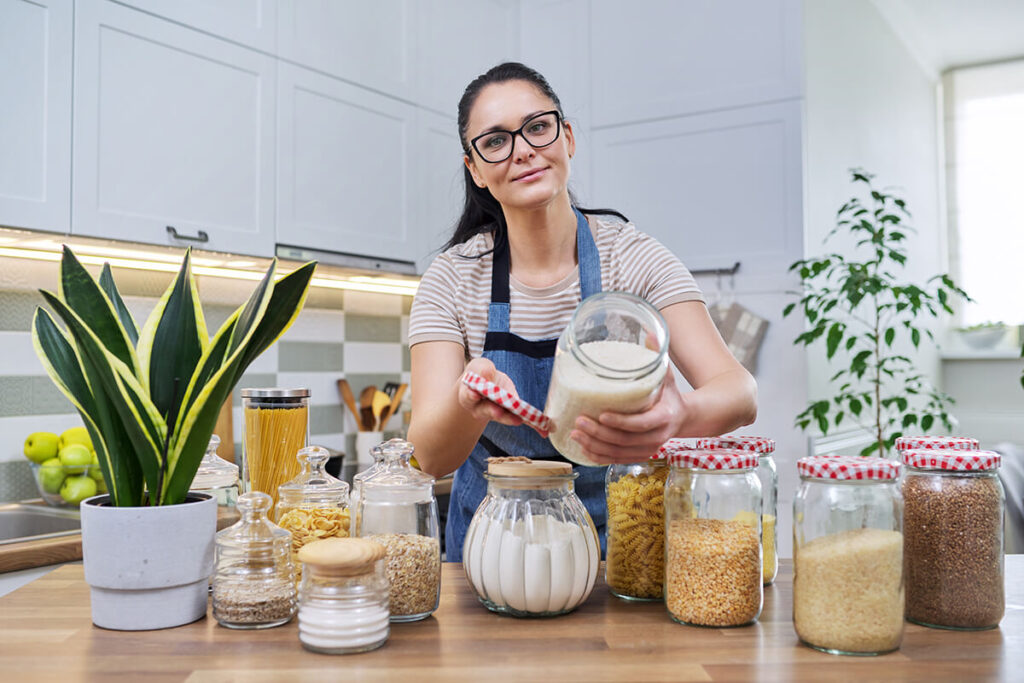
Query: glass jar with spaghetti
xmin=605 ymin=452 xmax=668 ymax=601
xmin=241 ymin=388 xmax=310 ymax=510
xmin=276 ymin=446 xmax=351 ymax=583
xmin=696 ymin=435 xmax=777 ymax=585
xmin=664 ymin=447 xmax=762 ymax=627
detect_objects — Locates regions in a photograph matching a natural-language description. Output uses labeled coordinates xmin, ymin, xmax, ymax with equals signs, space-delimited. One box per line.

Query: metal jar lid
xmin=240 ymin=388 xmax=310 ymax=398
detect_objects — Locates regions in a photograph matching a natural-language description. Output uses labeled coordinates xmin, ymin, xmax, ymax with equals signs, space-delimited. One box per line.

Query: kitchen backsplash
xmin=0 ymin=255 xmax=412 ymax=503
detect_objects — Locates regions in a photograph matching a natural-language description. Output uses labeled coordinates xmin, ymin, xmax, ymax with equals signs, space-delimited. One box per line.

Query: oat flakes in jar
xmin=793 ymin=455 xmax=903 ymax=655
xmin=605 ymin=454 xmax=667 ymax=601
xmin=545 ymin=292 xmax=669 ymax=466
xmin=901 ymin=448 xmax=1004 ymax=630
xmin=664 ymin=448 xmax=763 ymax=627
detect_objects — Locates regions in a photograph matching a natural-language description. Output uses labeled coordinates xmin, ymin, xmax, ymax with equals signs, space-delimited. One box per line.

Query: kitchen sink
xmin=0 ymin=502 xmax=81 ymax=545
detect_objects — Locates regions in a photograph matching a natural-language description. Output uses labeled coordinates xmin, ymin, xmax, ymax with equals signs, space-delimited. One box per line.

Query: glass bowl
xmin=29 ymin=462 xmax=105 ymax=507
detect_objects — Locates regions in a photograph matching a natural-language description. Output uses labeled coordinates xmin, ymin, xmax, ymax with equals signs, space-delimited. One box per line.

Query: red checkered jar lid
xmin=666 ymin=448 xmax=758 ymax=471
xmin=656 ymin=438 xmax=694 ymax=460
xmin=797 ymin=455 xmax=901 ymax=481
xmin=695 ymin=435 xmax=775 ymax=455
xmin=902 ymin=449 xmax=1001 ymax=471
xmin=894 ymin=435 xmax=979 ymax=452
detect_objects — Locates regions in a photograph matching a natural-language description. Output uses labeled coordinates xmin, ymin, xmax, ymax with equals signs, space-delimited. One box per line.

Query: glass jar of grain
xmin=545 ymin=292 xmax=669 ymax=466
xmin=901 ymin=448 xmax=1004 ymax=630
xmin=793 ymin=455 xmax=903 ymax=655
xmin=664 ymin=447 xmax=762 ymax=627
xmin=353 ymin=438 xmax=441 ymax=622
xmin=697 ymin=435 xmax=778 ymax=585
xmin=605 ymin=454 xmax=668 ymax=601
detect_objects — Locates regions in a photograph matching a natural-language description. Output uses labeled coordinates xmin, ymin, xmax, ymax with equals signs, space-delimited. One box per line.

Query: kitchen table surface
xmin=1 ymin=558 xmax=1021 ymax=681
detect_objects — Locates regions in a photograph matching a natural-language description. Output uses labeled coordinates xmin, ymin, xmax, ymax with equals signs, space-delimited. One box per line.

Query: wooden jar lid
xmin=487 ymin=460 xmax=573 ymax=477
xmin=297 ymin=537 xmax=386 ymax=576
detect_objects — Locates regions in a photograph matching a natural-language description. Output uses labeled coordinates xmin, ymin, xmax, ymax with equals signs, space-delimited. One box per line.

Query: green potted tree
xmin=32 ymin=247 xmax=316 ymax=630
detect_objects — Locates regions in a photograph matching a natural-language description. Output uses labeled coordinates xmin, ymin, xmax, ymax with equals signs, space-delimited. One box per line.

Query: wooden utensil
xmin=359 ymin=385 xmax=377 ymax=432
xmin=383 ymin=381 xmax=400 ymax=401
xmin=371 ymin=390 xmax=391 ymax=431
xmin=337 ymin=379 xmax=362 ymax=429
xmin=380 ymin=382 xmax=407 ymax=429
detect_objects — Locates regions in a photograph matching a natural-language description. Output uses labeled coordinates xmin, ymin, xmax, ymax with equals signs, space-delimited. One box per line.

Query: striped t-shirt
xmin=408 ymin=215 xmax=704 ymax=359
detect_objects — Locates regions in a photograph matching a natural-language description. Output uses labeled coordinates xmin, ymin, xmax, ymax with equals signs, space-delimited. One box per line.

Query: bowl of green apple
xmin=24 ymin=427 xmax=107 ymax=508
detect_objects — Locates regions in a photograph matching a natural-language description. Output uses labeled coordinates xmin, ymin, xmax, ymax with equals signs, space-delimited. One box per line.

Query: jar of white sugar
xmin=545 ymin=292 xmax=669 ymax=466
xmin=793 ymin=455 xmax=904 ymax=655
xmin=463 ymin=459 xmax=601 ymax=617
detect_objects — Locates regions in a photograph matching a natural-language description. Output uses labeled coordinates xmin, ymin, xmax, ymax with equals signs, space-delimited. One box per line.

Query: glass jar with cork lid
xmin=605 ymin=452 xmax=668 ymax=601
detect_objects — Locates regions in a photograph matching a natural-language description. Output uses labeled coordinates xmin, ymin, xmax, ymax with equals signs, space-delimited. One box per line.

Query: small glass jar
xmin=297 ymin=537 xmax=390 ymax=654
xmin=348 ymin=440 xmax=387 ymax=523
xmin=212 ymin=492 xmax=297 ymax=629
xmin=545 ymin=292 xmax=669 ymax=466
xmin=605 ymin=455 xmax=667 ymax=601
xmin=463 ymin=459 xmax=600 ymax=617
xmin=697 ymin=435 xmax=778 ymax=585
xmin=241 ymin=388 xmax=310 ymax=508
xmin=190 ymin=434 xmax=240 ymax=514
xmin=276 ymin=446 xmax=351 ymax=582
xmin=664 ymin=448 xmax=762 ymax=627
xmin=902 ymin=448 xmax=1004 ymax=630
xmin=793 ymin=455 xmax=903 ymax=655
xmin=353 ymin=438 xmax=441 ymax=622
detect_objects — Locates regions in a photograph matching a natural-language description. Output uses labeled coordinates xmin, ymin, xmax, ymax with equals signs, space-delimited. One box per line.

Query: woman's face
xmin=463 ymin=80 xmax=575 ymax=212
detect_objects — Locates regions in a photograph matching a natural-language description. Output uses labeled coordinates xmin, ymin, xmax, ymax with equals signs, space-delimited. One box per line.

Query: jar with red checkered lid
xmin=901 ymin=448 xmax=1004 ymax=630
xmin=696 ymin=435 xmax=777 ymax=585
xmin=894 ymin=435 xmax=979 ymax=453
xmin=793 ymin=455 xmax=904 ymax=655
xmin=663 ymin=444 xmax=762 ymax=627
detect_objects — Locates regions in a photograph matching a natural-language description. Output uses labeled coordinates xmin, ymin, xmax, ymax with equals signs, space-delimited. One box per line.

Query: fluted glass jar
xmin=297 ymin=537 xmax=390 ymax=654
xmin=353 ymin=438 xmax=440 ymax=622
xmin=901 ymin=448 xmax=1004 ymax=630
xmin=665 ymin=448 xmax=762 ymax=627
xmin=545 ymin=292 xmax=669 ymax=466
xmin=605 ymin=455 xmax=667 ymax=601
xmin=793 ymin=455 xmax=903 ymax=655
xmin=697 ymin=435 xmax=777 ymax=585
xmin=212 ymin=492 xmax=297 ymax=629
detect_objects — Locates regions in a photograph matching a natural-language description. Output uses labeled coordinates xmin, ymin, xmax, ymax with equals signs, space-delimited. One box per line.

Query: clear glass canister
xmin=297 ymin=537 xmax=390 ymax=654
xmin=665 ymin=448 xmax=763 ymax=627
xmin=212 ymin=492 xmax=297 ymax=629
xmin=241 ymin=388 xmax=310 ymax=509
xmin=353 ymin=438 xmax=440 ymax=622
xmin=793 ymin=455 xmax=904 ymax=655
xmin=190 ymin=434 xmax=240 ymax=518
xmin=605 ymin=455 xmax=667 ymax=601
xmin=697 ymin=435 xmax=777 ymax=585
xmin=901 ymin=448 xmax=1004 ymax=630
xmin=545 ymin=292 xmax=669 ymax=466
xmin=276 ymin=446 xmax=351 ymax=583
xmin=463 ymin=459 xmax=600 ymax=616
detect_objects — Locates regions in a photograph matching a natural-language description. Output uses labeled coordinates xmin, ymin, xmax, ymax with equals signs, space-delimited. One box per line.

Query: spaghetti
xmin=242 ymin=390 xmax=309 ymax=510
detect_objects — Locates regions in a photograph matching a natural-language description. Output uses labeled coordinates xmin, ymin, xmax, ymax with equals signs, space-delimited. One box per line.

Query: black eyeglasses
xmin=469 ymin=110 xmax=562 ymax=163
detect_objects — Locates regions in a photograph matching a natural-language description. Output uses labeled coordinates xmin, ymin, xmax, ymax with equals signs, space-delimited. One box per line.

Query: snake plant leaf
xmin=99 ymin=263 xmax=139 ymax=347
xmin=56 ymin=246 xmax=142 ymax=382
xmin=137 ymin=250 xmax=209 ymax=421
xmin=40 ymin=290 xmax=166 ymax=500
xmin=32 ymin=309 xmax=143 ymax=505
xmin=235 ymin=262 xmax=317 ymax=373
xmin=226 ymin=262 xmax=275 ymax=358
xmin=179 ymin=315 xmax=239 ymax=422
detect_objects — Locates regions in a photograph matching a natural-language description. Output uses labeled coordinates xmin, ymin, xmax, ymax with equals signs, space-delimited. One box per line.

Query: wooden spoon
xmin=371 ymin=390 xmax=391 ymax=431
xmin=358 ymin=385 xmax=377 ymax=432
xmin=337 ymin=379 xmax=362 ymax=429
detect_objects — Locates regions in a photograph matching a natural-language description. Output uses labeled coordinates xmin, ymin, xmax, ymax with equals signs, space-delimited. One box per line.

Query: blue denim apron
xmin=445 ymin=208 xmax=608 ymax=562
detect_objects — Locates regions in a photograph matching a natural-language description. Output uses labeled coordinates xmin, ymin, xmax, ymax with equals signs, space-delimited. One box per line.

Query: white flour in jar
xmin=546 ymin=340 xmax=665 ymax=465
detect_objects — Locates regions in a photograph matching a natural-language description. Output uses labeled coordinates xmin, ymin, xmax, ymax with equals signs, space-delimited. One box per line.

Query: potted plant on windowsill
xmin=32 ymin=246 xmax=315 ymax=630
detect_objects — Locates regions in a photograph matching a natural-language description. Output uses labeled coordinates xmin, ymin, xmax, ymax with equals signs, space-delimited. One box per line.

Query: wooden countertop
xmin=1 ymin=558 xmax=1021 ymax=681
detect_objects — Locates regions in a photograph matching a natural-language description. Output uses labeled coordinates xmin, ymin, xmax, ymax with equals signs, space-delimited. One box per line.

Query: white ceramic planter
xmin=80 ymin=492 xmax=216 ymax=630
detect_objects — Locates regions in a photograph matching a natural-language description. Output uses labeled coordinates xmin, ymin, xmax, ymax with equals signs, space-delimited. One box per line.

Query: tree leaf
xmin=826 ymin=323 xmax=844 ymax=359
xmin=885 ymin=327 xmax=895 ymax=346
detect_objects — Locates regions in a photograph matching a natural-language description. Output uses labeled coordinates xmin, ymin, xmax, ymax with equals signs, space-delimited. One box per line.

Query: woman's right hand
xmin=457 ymin=357 xmax=527 ymax=428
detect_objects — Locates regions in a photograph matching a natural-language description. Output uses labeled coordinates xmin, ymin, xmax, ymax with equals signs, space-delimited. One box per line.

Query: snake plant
xmin=32 ymin=246 xmax=316 ymax=506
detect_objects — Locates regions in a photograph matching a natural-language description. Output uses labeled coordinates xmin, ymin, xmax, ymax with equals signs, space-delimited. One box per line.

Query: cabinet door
xmin=0 ymin=0 xmax=72 ymax=233
xmin=114 ymin=0 xmax=276 ymax=52
xmin=72 ymin=0 xmax=276 ymax=257
xmin=412 ymin=110 xmax=463 ymax=273
xmin=277 ymin=63 xmax=422 ymax=264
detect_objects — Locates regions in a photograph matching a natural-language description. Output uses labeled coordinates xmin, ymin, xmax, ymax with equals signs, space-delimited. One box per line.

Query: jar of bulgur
xmin=696 ymin=435 xmax=778 ymax=585
xmin=793 ymin=455 xmax=903 ymax=655
xmin=664 ymin=447 xmax=762 ymax=627
xmin=605 ymin=454 xmax=667 ymax=601
xmin=901 ymin=448 xmax=1004 ymax=630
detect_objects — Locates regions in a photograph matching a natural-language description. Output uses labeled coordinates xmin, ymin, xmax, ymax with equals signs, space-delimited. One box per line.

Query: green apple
xmin=59 ymin=426 xmax=92 ymax=451
xmin=38 ymin=458 xmax=67 ymax=494
xmin=88 ymin=452 xmax=104 ymax=482
xmin=24 ymin=432 xmax=60 ymax=464
xmin=94 ymin=477 xmax=108 ymax=495
xmin=59 ymin=443 xmax=93 ymax=474
xmin=60 ymin=475 xmax=97 ymax=505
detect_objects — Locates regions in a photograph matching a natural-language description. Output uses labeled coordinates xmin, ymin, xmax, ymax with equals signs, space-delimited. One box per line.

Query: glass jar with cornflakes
xmin=605 ymin=453 xmax=668 ymax=601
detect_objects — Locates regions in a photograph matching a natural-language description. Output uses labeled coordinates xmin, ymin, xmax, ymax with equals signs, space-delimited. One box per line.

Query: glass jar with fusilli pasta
xmin=276 ymin=446 xmax=351 ymax=583
xmin=605 ymin=454 xmax=668 ymax=601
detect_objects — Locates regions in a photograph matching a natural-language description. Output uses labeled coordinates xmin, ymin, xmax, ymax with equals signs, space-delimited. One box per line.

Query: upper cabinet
xmin=413 ymin=109 xmax=463 ymax=272
xmin=113 ymin=0 xmax=277 ymax=52
xmin=0 ymin=0 xmax=72 ymax=234
xmin=72 ymin=0 xmax=277 ymax=257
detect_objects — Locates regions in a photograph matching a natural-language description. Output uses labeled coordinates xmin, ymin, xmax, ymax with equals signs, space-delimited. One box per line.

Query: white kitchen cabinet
xmin=412 ymin=109 xmax=463 ymax=272
xmin=276 ymin=62 xmax=424 ymax=265
xmin=72 ymin=0 xmax=276 ymax=257
xmin=114 ymin=0 xmax=277 ymax=53
xmin=0 ymin=0 xmax=72 ymax=234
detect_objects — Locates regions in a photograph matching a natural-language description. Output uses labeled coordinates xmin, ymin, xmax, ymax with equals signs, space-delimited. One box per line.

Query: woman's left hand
xmin=569 ymin=372 xmax=685 ymax=464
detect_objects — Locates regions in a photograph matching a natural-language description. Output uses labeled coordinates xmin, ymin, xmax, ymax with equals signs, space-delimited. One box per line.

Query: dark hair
xmin=444 ymin=62 xmax=627 ymax=254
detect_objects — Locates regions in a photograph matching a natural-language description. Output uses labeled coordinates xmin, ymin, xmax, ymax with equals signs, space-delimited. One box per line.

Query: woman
xmin=407 ymin=62 xmax=757 ymax=562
